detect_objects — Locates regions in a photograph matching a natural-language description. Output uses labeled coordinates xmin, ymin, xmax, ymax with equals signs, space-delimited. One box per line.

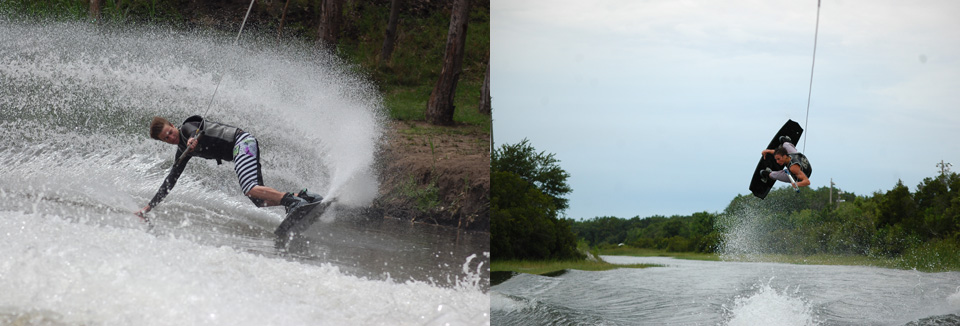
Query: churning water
xmin=492 ymin=256 xmax=960 ymax=325
xmin=0 ymin=17 xmax=488 ymax=325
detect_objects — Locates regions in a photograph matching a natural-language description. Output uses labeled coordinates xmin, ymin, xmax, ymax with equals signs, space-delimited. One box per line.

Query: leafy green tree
xmin=575 ymin=213 xmax=719 ymax=253
xmin=915 ymin=175 xmax=955 ymax=239
xmin=662 ymin=219 xmax=684 ymax=238
xmin=491 ymin=171 xmax=555 ymax=259
xmin=491 ymin=140 xmax=582 ymax=260
xmin=830 ymin=201 xmax=876 ymax=254
xmin=879 ymin=180 xmax=918 ymax=230
xmin=553 ymin=218 xmax=583 ymax=259
xmin=491 ymin=139 xmax=572 ymax=211
xmin=571 ymin=216 xmax=637 ymax=246
xmin=943 ymin=173 xmax=960 ymax=240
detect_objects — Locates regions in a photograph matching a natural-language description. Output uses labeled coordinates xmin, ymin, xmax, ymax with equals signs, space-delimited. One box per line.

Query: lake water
xmin=492 ymin=256 xmax=960 ymax=325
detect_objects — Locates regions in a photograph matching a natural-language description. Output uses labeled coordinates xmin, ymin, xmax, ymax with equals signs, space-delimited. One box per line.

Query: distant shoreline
xmin=602 ymin=247 xmax=960 ymax=272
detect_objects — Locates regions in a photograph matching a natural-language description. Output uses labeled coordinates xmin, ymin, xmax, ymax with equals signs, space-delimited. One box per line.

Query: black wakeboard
xmin=274 ymin=199 xmax=335 ymax=238
xmin=749 ymin=119 xmax=803 ymax=199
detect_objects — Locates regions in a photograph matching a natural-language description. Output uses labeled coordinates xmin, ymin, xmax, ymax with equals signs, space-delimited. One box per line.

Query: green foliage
xmin=896 ymin=238 xmax=960 ymax=272
xmin=879 ymin=180 xmax=916 ymax=229
xmin=491 ymin=140 xmax=581 ymax=261
xmin=398 ymin=175 xmax=440 ymax=214
xmin=491 ymin=171 xmax=578 ymax=260
xmin=572 ymin=213 xmax=721 ymax=253
xmin=337 ymin=3 xmax=490 ymax=128
xmin=1 ymin=0 xmax=182 ymax=24
xmin=1 ymin=0 xmax=86 ymax=20
xmin=492 ymin=139 xmax=572 ymax=211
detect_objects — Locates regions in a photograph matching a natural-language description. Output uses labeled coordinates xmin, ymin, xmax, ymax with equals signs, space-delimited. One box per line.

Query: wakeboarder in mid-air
xmin=759 ymin=136 xmax=813 ymax=188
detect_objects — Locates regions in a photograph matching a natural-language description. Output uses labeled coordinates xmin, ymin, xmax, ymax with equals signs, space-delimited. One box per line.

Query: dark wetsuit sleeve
xmin=147 ymin=149 xmax=191 ymax=209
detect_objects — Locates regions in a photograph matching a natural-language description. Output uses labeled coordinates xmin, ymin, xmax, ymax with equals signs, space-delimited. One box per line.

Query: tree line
xmin=572 ymin=171 xmax=960 ymax=265
xmin=572 ymin=212 xmax=721 ymax=253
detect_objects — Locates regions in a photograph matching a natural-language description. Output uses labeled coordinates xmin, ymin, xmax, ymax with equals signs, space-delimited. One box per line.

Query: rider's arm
xmin=791 ymin=165 xmax=810 ymax=187
xmin=145 ymin=150 xmax=191 ymax=210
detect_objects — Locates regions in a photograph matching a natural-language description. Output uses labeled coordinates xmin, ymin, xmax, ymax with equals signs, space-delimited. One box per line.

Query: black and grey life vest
xmin=179 ymin=115 xmax=240 ymax=164
xmin=788 ymin=153 xmax=813 ymax=178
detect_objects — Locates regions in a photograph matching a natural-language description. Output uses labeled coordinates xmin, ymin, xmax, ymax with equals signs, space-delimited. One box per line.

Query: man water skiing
xmin=136 ymin=115 xmax=319 ymax=220
xmin=759 ymin=136 xmax=813 ymax=188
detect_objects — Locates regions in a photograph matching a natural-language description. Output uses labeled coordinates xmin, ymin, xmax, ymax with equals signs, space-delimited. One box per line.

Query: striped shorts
xmin=233 ymin=132 xmax=265 ymax=206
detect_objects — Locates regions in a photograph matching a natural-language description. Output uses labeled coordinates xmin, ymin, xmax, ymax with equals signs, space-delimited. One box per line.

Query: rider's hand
xmin=135 ymin=205 xmax=151 ymax=219
xmin=187 ymin=137 xmax=198 ymax=151
xmin=761 ymin=149 xmax=772 ymax=159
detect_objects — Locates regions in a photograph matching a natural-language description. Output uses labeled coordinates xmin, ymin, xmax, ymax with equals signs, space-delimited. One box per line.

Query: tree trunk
xmin=426 ymin=0 xmax=471 ymax=126
xmin=478 ymin=60 xmax=490 ymax=115
xmin=318 ymin=0 xmax=344 ymax=48
xmin=89 ymin=0 xmax=104 ymax=22
xmin=278 ymin=0 xmax=292 ymax=39
xmin=379 ymin=0 xmax=402 ymax=67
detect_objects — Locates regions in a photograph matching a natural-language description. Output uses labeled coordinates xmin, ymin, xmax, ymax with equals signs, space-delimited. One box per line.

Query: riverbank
xmin=374 ymin=120 xmax=489 ymax=231
xmin=491 ymin=259 xmax=658 ymax=276
xmin=599 ymin=247 xmax=720 ymax=261
xmin=490 ymin=259 xmax=658 ymax=286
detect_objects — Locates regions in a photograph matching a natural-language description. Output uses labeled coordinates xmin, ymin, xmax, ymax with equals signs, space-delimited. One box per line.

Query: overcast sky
xmin=491 ymin=0 xmax=960 ymax=220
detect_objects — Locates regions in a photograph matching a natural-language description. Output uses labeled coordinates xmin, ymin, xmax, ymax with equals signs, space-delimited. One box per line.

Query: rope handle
xmin=175 ymin=129 xmax=204 ymax=164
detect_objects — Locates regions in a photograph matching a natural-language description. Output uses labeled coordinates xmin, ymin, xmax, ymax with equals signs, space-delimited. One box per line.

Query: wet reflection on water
xmin=280 ymin=213 xmax=490 ymax=290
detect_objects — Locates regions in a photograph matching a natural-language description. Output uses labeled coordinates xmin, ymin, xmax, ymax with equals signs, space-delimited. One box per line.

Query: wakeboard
xmin=274 ymin=199 xmax=335 ymax=238
xmin=749 ymin=119 xmax=803 ymax=199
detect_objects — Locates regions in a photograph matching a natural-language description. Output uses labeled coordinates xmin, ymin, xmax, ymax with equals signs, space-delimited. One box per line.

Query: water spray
xmin=201 ymin=0 xmax=257 ymax=121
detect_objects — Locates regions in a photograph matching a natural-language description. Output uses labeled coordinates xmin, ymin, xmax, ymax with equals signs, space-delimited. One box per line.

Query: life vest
xmin=787 ymin=153 xmax=813 ymax=178
xmin=179 ymin=115 xmax=240 ymax=165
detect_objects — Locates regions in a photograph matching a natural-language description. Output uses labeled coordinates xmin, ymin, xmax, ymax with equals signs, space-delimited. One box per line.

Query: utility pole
xmin=829 ymin=178 xmax=844 ymax=208
xmin=829 ymin=178 xmax=834 ymax=206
